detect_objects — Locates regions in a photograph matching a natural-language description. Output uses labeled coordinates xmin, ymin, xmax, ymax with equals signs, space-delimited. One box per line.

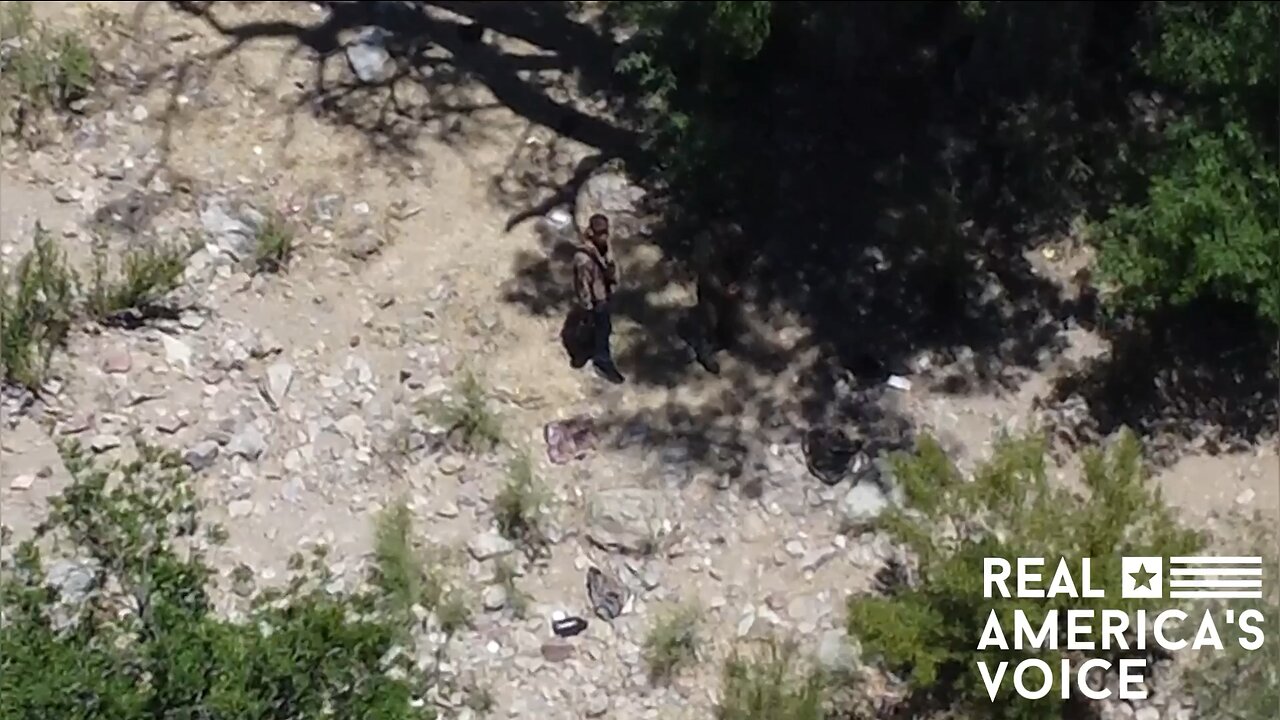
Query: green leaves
xmin=847 ymin=430 xmax=1204 ymax=719
xmin=0 ymin=441 xmax=440 ymax=720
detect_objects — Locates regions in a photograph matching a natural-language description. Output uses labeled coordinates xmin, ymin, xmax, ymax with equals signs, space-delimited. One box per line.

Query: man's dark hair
xmin=588 ymin=214 xmax=609 ymax=235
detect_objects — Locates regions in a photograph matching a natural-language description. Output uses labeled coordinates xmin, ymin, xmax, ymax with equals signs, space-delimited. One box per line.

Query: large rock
xmin=346 ymin=27 xmax=394 ymax=84
xmin=468 ymin=531 xmax=515 ymax=561
xmin=199 ymin=197 xmax=263 ymax=261
xmin=584 ymin=487 xmax=676 ymax=555
xmin=574 ymin=170 xmax=645 ymax=239
xmin=817 ymin=628 xmax=862 ymax=674
xmin=841 ymin=481 xmax=893 ymax=533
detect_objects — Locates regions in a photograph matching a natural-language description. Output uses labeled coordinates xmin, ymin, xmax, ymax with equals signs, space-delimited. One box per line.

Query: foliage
xmin=1186 ymin=518 xmax=1278 ymax=720
xmin=846 ymin=430 xmax=1204 ymax=720
xmin=430 ymin=370 xmax=503 ymax=454
xmin=493 ymin=452 xmax=548 ymax=557
xmin=372 ymin=499 xmax=472 ymax=635
xmin=253 ymin=213 xmax=296 ymax=274
xmin=0 ymin=1 xmax=95 ymax=136
xmin=1096 ymin=2 xmax=1280 ymax=325
xmin=0 ymin=225 xmax=78 ymax=389
xmin=615 ymin=0 xmax=1279 ymax=325
xmin=717 ymin=638 xmax=827 ymax=720
xmin=0 ymin=441 xmax=438 ymax=719
xmin=85 ymin=240 xmax=191 ymax=320
xmin=643 ymin=601 xmax=704 ymax=682
xmin=492 ymin=558 xmax=531 ymax=620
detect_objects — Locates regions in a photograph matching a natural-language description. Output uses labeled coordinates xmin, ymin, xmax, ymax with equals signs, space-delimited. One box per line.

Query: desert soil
xmin=1 ymin=4 xmax=1275 ymax=720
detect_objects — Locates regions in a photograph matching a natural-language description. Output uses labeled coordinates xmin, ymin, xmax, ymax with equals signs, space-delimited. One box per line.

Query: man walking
xmin=572 ymin=213 xmax=625 ymax=384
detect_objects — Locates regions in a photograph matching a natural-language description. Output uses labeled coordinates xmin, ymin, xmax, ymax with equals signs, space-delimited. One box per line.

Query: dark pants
xmin=591 ymin=303 xmax=617 ymax=369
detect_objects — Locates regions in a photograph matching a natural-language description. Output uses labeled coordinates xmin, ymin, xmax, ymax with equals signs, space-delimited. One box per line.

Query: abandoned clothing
xmin=573 ymin=244 xmax=620 ymax=310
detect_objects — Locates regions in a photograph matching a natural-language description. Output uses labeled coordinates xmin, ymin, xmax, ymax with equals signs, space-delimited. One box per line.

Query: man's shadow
xmin=560 ymin=306 xmax=593 ymax=369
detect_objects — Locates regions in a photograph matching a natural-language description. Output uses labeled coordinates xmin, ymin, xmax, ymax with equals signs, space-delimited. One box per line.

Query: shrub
xmin=644 ymin=601 xmax=704 ymax=681
xmin=493 ymin=452 xmax=549 ymax=556
xmin=372 ymin=499 xmax=472 ymax=635
xmin=253 ymin=213 xmax=296 ymax=274
xmin=492 ymin=558 xmax=532 ymax=619
xmin=0 ymin=440 xmax=440 ymax=719
xmin=0 ymin=226 xmax=78 ymax=389
xmin=846 ymin=430 xmax=1204 ymax=720
xmin=1185 ymin=518 xmax=1278 ymax=720
xmin=431 ymin=370 xmax=502 ymax=454
xmin=0 ymin=2 xmax=95 ymax=136
xmin=85 ymin=240 xmax=190 ymax=320
xmin=717 ymin=638 xmax=826 ymax=720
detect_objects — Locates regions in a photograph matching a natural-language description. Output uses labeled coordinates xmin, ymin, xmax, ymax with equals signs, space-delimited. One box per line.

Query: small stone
xmin=131 ymin=105 xmax=149 ymax=122
xmin=784 ymin=540 xmax=806 ymax=558
xmin=1235 ymin=488 xmax=1255 ymax=505
xmin=160 ymin=334 xmax=193 ymax=371
xmin=101 ymin=348 xmax=132 ymax=374
xmin=436 ymin=502 xmax=460 ymax=518
xmin=9 ymin=474 xmax=35 ymax=491
xmin=468 ymin=531 xmax=515 ymax=561
xmin=335 ymin=414 xmax=367 ymax=443
xmin=801 ymin=546 xmax=840 ymax=573
xmin=90 ymin=434 xmax=121 ymax=453
xmin=184 ymin=440 xmax=220 ymax=470
xmin=816 ymin=628 xmax=861 ymax=673
xmin=263 ymin=362 xmax=294 ymax=409
xmin=179 ymin=312 xmax=205 ymax=330
xmin=482 ymin=585 xmax=508 ymax=612
xmin=228 ymin=499 xmax=254 ymax=518
xmin=584 ymin=695 xmax=609 ymax=718
xmin=540 ymin=638 xmax=574 ymax=662
xmin=228 ymin=426 xmax=266 ymax=460
xmin=163 ymin=408 xmax=195 ymax=429
xmin=438 ymin=456 xmax=465 ymax=475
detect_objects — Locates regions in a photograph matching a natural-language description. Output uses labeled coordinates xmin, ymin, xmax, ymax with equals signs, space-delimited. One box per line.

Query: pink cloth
xmin=545 ymin=416 xmax=597 ymax=465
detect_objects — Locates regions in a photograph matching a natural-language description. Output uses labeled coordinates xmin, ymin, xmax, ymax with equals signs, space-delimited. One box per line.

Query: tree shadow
xmin=1043 ymin=300 xmax=1278 ymax=466
xmin=141 ymin=0 xmax=1274 ymax=483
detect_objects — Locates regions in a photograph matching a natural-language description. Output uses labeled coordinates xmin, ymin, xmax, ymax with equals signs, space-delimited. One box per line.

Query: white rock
xmin=228 ymin=426 xmax=266 ymax=460
xmin=90 ymin=434 xmax=121 ymax=453
xmin=468 ymin=531 xmax=515 ymax=561
xmin=228 ymin=499 xmax=254 ymax=518
xmin=841 ymin=482 xmax=892 ymax=532
xmin=482 ymin=585 xmax=508 ymax=612
xmin=436 ymin=502 xmax=460 ymax=518
xmin=886 ymin=375 xmax=912 ymax=392
xmin=8 ymin=474 xmax=35 ymax=491
xmin=263 ymin=362 xmax=294 ymax=409
xmin=346 ymin=27 xmax=394 ymax=83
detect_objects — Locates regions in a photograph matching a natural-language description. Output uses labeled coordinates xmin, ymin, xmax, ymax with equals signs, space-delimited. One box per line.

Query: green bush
xmin=493 ymin=452 xmax=549 ymax=556
xmin=846 ymin=430 xmax=1204 ymax=720
xmin=0 ymin=1 xmax=95 ymax=135
xmin=717 ymin=638 xmax=826 ymax=720
xmin=0 ymin=441 xmax=445 ymax=719
xmin=372 ymin=500 xmax=472 ymax=635
xmin=253 ymin=213 xmax=296 ymax=274
xmin=643 ymin=601 xmax=704 ymax=681
xmin=1185 ymin=519 xmax=1278 ymax=720
xmin=0 ymin=226 xmax=78 ymax=389
xmin=430 ymin=371 xmax=503 ymax=455
xmin=85 ymin=240 xmax=191 ymax=320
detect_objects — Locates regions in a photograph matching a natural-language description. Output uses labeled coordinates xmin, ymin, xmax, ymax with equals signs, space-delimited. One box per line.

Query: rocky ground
xmin=1 ymin=3 xmax=1275 ymax=720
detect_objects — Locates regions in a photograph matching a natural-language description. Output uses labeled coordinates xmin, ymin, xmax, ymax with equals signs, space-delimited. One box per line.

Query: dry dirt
xmin=1 ymin=3 xmax=1276 ymax=719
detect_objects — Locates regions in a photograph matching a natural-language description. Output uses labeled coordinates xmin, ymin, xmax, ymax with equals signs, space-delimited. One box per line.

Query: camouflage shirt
xmin=573 ymin=243 xmax=619 ymax=310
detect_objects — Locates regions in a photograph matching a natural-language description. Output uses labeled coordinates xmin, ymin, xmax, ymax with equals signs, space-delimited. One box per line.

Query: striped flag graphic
xmin=1167 ymin=556 xmax=1263 ymax=599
